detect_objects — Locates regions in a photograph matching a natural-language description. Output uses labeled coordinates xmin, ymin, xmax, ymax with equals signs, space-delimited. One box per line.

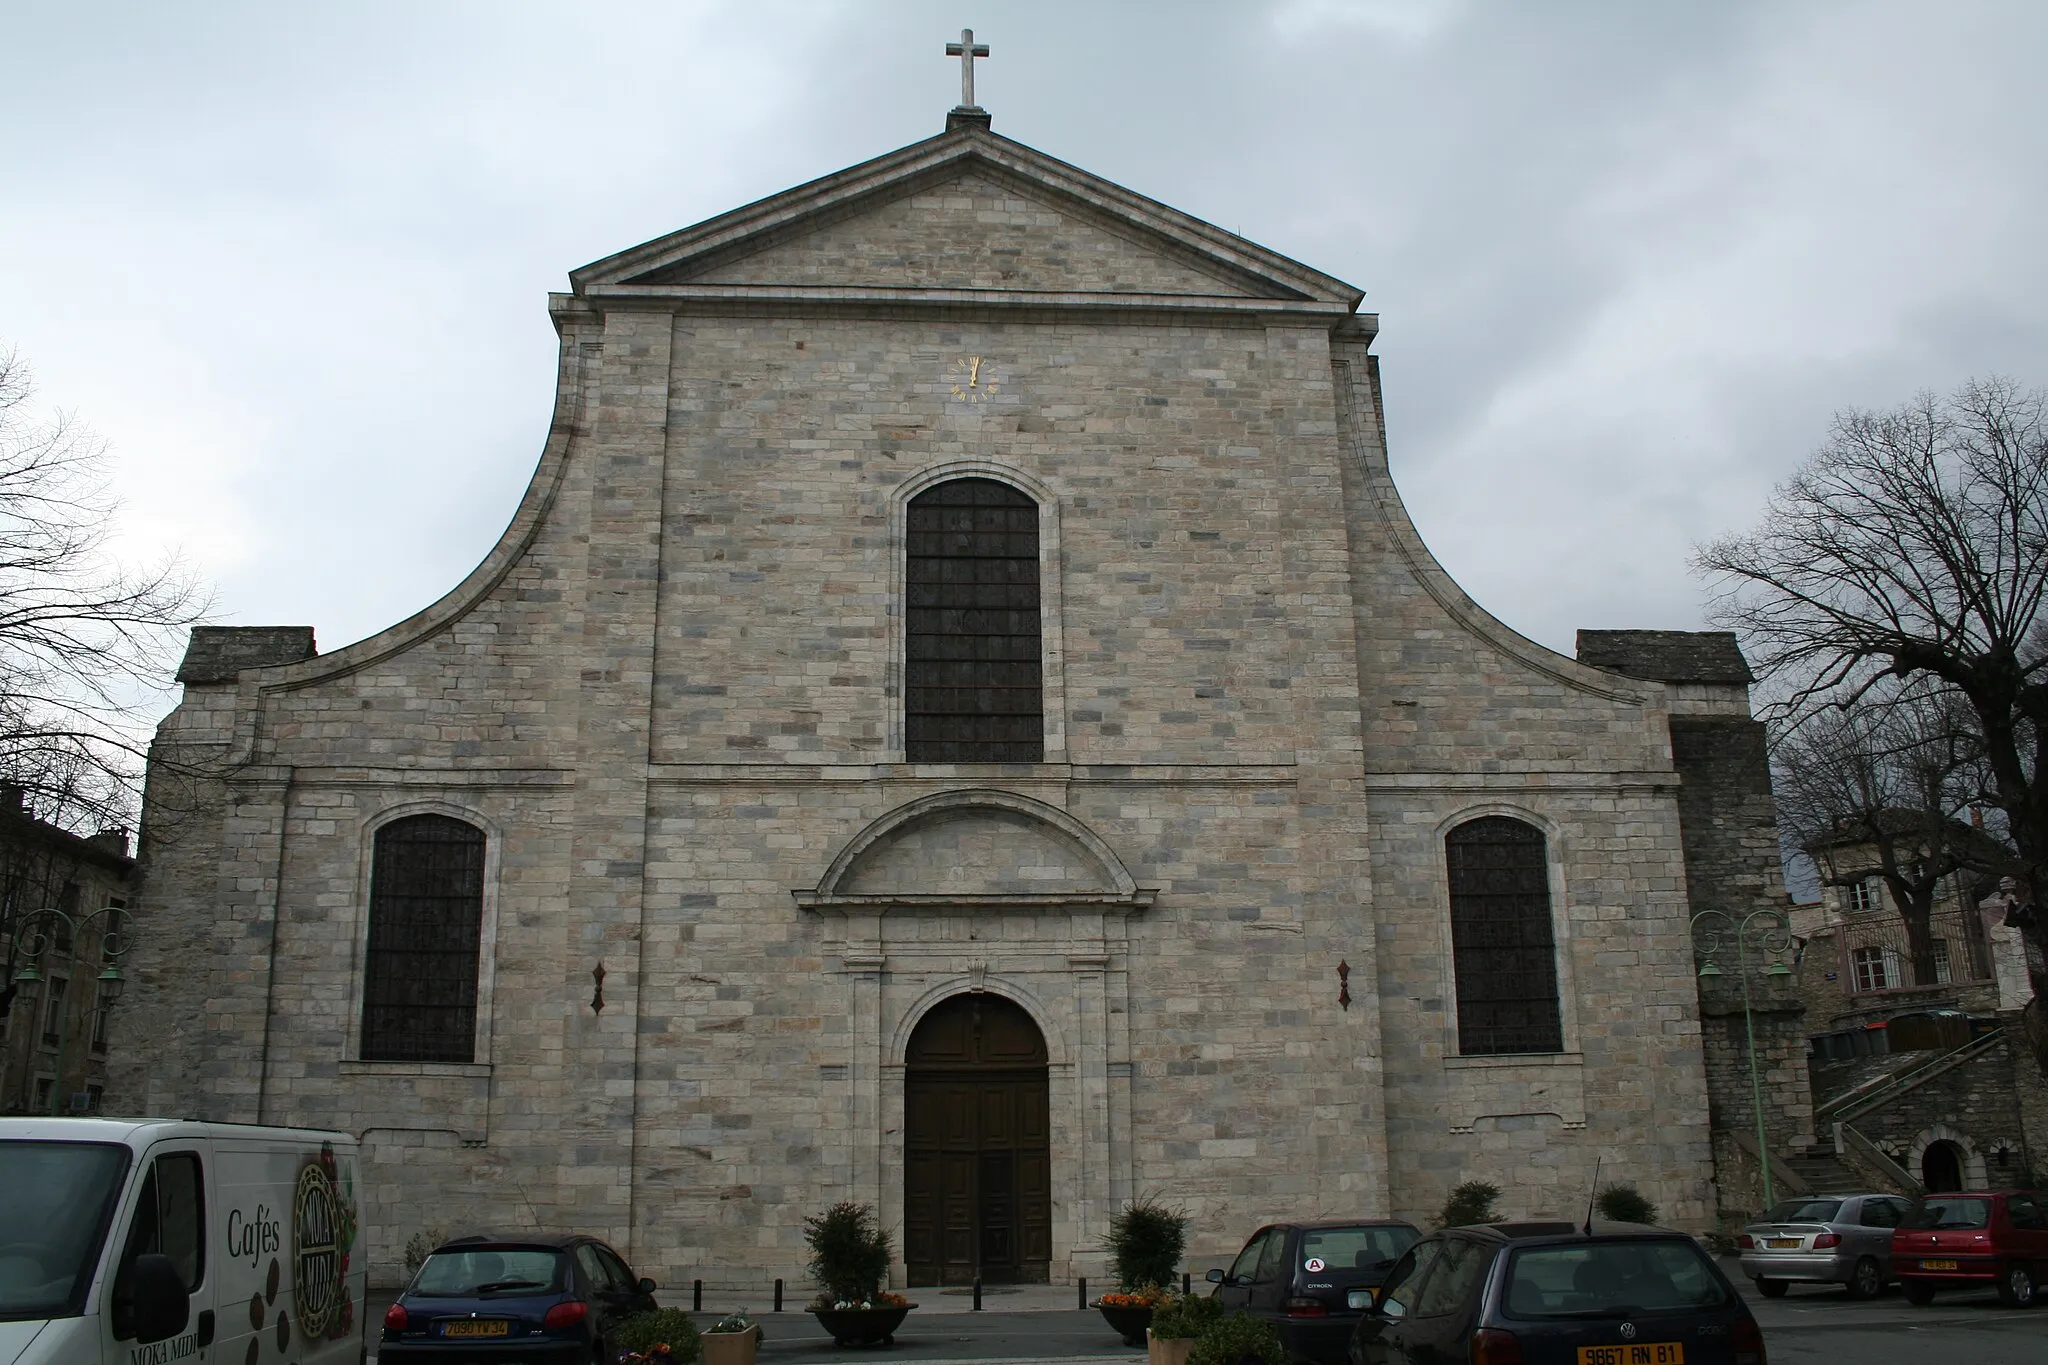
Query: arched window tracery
xmin=1446 ymin=815 xmax=1564 ymax=1055
xmin=360 ymin=813 xmax=485 ymax=1063
xmin=905 ymin=477 xmax=1043 ymax=762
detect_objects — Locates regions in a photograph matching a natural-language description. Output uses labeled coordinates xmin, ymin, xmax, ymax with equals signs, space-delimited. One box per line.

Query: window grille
xmin=360 ymin=814 xmax=485 ymax=1063
xmin=41 ymin=975 xmax=66 ymax=1047
xmin=1446 ymin=816 xmax=1564 ymax=1055
xmin=905 ymin=478 xmax=1043 ymax=762
xmin=1850 ymin=944 xmax=1901 ymax=993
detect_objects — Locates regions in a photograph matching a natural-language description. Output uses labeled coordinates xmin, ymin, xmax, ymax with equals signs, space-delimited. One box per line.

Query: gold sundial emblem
xmin=948 ymin=355 xmax=1000 ymax=403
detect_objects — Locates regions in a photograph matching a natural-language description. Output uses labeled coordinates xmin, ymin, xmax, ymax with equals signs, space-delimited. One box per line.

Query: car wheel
xmin=1845 ymin=1257 xmax=1884 ymax=1301
xmin=1903 ymin=1280 xmax=1937 ymax=1305
xmin=1995 ymin=1261 xmax=2038 ymax=1309
xmin=1755 ymin=1277 xmax=1788 ymax=1298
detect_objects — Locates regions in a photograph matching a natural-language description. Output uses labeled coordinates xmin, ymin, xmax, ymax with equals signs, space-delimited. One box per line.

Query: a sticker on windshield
xmin=1303 ymin=1257 xmax=1326 ymax=1272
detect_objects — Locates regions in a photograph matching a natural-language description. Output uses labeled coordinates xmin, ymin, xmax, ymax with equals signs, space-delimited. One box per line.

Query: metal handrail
xmin=1816 ymin=1027 xmax=2005 ymax=1123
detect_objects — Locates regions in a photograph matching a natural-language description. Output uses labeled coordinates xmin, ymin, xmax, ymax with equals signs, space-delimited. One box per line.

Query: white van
xmin=0 ymin=1117 xmax=367 ymax=1365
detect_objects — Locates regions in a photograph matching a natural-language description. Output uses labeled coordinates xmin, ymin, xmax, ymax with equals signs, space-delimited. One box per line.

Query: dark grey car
xmin=1349 ymin=1222 xmax=1765 ymax=1365
xmin=1738 ymin=1193 xmax=1911 ymax=1298
xmin=1207 ymin=1221 xmax=1422 ymax=1364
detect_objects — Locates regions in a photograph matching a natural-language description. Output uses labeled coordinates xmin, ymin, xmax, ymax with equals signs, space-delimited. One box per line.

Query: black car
xmin=1349 ymin=1222 xmax=1765 ymax=1365
xmin=379 ymin=1233 xmax=659 ymax=1363
xmin=1206 ymin=1220 xmax=1423 ymax=1364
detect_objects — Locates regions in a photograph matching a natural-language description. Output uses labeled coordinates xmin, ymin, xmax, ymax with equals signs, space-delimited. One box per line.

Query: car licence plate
xmin=1577 ymin=1347 xmax=1683 ymax=1365
xmin=1766 ymin=1237 xmax=1801 ymax=1249
xmin=1347 ymin=1290 xmax=1374 ymax=1309
xmin=441 ymin=1320 xmax=512 ymax=1338
xmin=1920 ymin=1259 xmax=1958 ymax=1271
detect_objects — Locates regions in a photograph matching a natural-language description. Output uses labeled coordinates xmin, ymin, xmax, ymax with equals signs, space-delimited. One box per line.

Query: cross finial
xmin=945 ymin=28 xmax=990 ymax=109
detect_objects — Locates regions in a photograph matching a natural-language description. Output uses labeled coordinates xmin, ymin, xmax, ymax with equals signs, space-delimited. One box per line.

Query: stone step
xmin=1784 ymin=1151 xmax=1868 ymax=1195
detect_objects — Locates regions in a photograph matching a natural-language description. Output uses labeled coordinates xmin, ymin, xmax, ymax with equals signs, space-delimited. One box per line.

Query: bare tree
xmin=1772 ymin=683 xmax=2010 ymax=985
xmin=1697 ymin=377 xmax=2048 ymax=1025
xmin=0 ymin=348 xmax=208 ymax=835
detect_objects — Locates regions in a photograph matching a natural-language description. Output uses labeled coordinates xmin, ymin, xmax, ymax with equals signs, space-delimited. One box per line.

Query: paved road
xmin=369 ymin=1274 xmax=2048 ymax=1365
xmin=1737 ymin=1277 xmax=2048 ymax=1365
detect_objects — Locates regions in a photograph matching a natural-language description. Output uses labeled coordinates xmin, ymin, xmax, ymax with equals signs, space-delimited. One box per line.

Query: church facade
xmin=110 ymin=108 xmax=1785 ymax=1287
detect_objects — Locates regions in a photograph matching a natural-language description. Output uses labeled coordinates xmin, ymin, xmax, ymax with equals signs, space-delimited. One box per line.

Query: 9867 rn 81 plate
xmin=1577 ymin=1345 xmax=1683 ymax=1365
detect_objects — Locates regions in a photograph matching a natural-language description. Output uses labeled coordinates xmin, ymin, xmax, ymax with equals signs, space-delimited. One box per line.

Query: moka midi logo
xmin=290 ymin=1143 xmax=358 ymax=1343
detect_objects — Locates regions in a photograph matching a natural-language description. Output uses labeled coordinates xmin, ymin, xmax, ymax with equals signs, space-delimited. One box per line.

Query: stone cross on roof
xmin=945 ymin=28 xmax=989 ymax=109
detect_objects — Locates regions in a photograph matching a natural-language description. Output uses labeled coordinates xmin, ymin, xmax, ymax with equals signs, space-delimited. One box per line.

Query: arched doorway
xmin=904 ymin=994 xmax=1051 ymax=1285
xmin=1922 ymin=1139 xmax=1966 ymax=1193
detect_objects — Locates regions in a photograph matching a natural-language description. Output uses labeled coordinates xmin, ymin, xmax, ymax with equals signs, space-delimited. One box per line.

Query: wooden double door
xmin=904 ymin=994 xmax=1052 ymax=1285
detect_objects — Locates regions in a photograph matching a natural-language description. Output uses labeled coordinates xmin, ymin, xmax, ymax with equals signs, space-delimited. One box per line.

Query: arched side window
xmin=1446 ymin=815 xmax=1563 ymax=1055
xmin=906 ymin=478 xmax=1043 ymax=762
xmin=360 ymin=813 xmax=486 ymax=1063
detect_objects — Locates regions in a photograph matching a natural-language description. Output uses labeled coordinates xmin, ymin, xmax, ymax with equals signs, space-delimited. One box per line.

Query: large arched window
xmin=360 ymin=813 xmax=485 ymax=1063
xmin=906 ymin=478 xmax=1043 ymax=762
xmin=1446 ymin=815 xmax=1563 ymax=1055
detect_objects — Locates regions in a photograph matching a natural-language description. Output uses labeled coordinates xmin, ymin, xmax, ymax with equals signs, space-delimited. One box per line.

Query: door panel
xmin=904 ymin=995 xmax=1051 ymax=1285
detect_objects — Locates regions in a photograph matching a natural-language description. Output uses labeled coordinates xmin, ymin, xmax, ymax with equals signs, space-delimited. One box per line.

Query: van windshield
xmin=0 ymin=1140 xmax=132 ymax=1321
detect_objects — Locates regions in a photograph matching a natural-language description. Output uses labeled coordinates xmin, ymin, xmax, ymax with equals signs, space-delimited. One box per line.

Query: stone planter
xmin=810 ymin=1304 xmax=914 ymax=1347
xmin=1147 ymin=1329 xmax=1196 ymax=1365
xmin=701 ymin=1324 xmax=762 ymax=1365
xmin=1095 ymin=1302 xmax=1153 ymax=1347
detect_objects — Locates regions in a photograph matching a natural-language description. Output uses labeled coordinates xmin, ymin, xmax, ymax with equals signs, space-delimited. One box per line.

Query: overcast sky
xmin=5 ymin=0 xmax=2046 ymax=677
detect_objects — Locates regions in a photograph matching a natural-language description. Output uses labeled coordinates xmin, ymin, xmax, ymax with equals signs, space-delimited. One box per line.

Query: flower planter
xmin=811 ymin=1304 xmax=914 ymax=1347
xmin=1096 ymin=1302 xmax=1153 ymax=1347
xmin=701 ymin=1324 xmax=762 ymax=1365
xmin=1147 ymin=1330 xmax=1196 ymax=1365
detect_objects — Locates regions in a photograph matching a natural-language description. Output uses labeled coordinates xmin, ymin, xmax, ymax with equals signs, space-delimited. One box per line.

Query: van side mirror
xmin=639 ymin=1278 xmax=658 ymax=1294
xmin=127 ymin=1254 xmax=190 ymax=1345
xmin=1205 ymin=1268 xmax=1226 ymax=1284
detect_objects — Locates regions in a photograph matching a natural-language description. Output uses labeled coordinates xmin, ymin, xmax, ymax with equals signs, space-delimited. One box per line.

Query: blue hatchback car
xmin=379 ymin=1233 xmax=659 ymax=1364
xmin=1349 ymin=1222 xmax=1765 ymax=1365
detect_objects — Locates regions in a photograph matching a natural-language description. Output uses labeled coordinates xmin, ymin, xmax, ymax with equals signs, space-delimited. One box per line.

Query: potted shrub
xmin=612 ymin=1307 xmax=701 ymax=1365
xmin=1094 ymin=1197 xmax=1188 ymax=1345
xmin=1146 ymin=1290 xmax=1224 ymax=1365
xmin=1187 ymin=1311 xmax=1285 ymax=1365
xmin=698 ymin=1311 xmax=763 ymax=1365
xmin=804 ymin=1202 xmax=916 ymax=1347
xmin=1434 ymin=1180 xmax=1503 ymax=1228
xmin=1594 ymin=1183 xmax=1659 ymax=1225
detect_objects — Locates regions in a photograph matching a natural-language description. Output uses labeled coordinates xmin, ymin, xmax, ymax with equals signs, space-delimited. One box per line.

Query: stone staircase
xmin=1784 ymin=1146 xmax=1866 ymax=1196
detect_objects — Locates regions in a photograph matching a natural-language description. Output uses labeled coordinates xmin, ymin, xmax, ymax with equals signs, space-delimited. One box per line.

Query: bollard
xmin=775 ymin=1278 xmax=784 ymax=1312
xmin=1078 ymin=1276 xmax=1087 ymax=1310
xmin=1182 ymin=1272 xmax=1191 ymax=1297
xmin=973 ymin=1276 xmax=982 ymax=1311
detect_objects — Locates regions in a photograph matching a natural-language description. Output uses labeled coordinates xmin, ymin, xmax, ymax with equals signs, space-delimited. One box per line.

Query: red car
xmin=1891 ymin=1190 xmax=2048 ymax=1307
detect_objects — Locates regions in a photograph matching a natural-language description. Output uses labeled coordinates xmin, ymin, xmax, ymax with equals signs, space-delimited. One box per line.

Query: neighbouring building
xmin=0 ymin=787 xmax=135 ymax=1116
xmin=112 ymin=95 xmax=1807 ymax=1286
xmin=1790 ymin=834 xmax=2048 ymax=1195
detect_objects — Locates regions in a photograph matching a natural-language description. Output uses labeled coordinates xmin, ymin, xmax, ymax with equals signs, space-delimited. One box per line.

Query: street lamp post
xmin=11 ymin=902 xmax=130 ymax=1115
xmin=1691 ymin=906 xmax=1795 ymax=1211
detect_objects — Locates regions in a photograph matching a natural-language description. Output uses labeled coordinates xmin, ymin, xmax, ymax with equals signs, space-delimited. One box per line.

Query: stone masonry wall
xmin=117 ymin=139 xmax=1729 ymax=1286
xmin=1335 ymin=345 xmax=1717 ymax=1231
xmin=1841 ymin=1033 xmax=2033 ymax=1187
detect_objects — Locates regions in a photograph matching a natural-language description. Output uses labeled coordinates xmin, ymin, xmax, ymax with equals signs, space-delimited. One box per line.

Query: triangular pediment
xmin=571 ymin=128 xmax=1363 ymax=309
xmin=654 ymin=169 xmax=1258 ymax=296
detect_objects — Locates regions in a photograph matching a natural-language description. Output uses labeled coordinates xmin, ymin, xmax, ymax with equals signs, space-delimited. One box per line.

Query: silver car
xmin=1738 ymin=1193 xmax=1913 ymax=1298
